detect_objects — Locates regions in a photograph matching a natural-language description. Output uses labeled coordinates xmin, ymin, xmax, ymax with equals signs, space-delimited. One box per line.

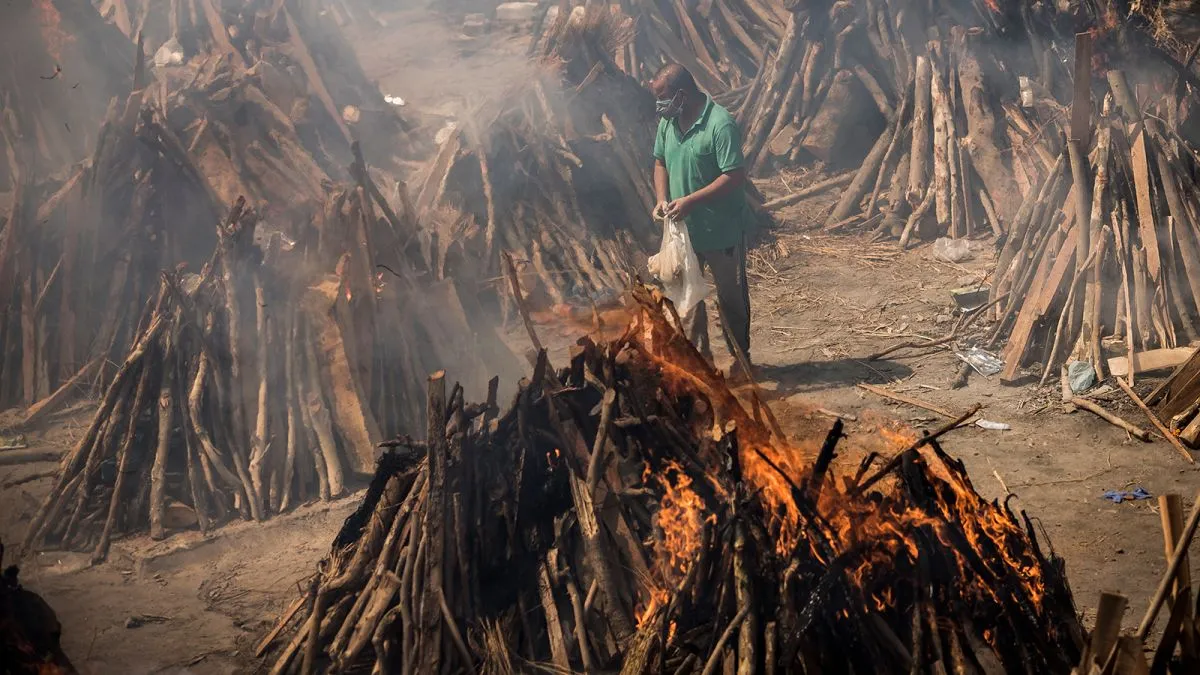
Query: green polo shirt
xmin=653 ymin=95 xmax=749 ymax=253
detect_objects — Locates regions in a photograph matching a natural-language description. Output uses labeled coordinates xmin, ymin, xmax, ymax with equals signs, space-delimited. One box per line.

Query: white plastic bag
xmin=647 ymin=217 xmax=706 ymax=317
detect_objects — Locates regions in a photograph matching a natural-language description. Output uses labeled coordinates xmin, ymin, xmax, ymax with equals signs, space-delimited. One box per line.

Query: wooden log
xmin=762 ymin=173 xmax=854 ymax=211
xmin=742 ymin=14 xmax=804 ymax=167
xmin=92 ymin=346 xmax=161 ymax=563
xmin=1116 ymin=378 xmax=1195 ymax=463
xmin=302 ymin=277 xmax=380 ymax=474
xmin=250 ymin=280 xmax=271 ymax=516
xmin=149 ymin=348 xmax=175 ymax=541
xmin=857 ymin=383 xmax=960 ymax=419
xmin=0 ymin=449 xmax=63 ymax=466
xmin=301 ymin=331 xmax=345 ymax=497
xmin=1109 ymin=349 xmax=1196 ymax=378
xmin=898 ymin=185 xmax=935 ymax=249
xmin=956 ymin=42 xmax=1020 ymax=224
xmin=1068 ymin=396 xmax=1151 ymax=442
xmin=823 ymin=123 xmax=895 ymax=229
xmin=280 ymin=313 xmax=300 ymax=512
xmin=865 ymin=78 xmax=912 ymax=219
xmin=418 ymin=372 xmax=447 ymax=673
xmin=19 ymin=357 xmax=101 ymax=428
xmin=907 ymin=55 xmax=932 ymax=206
xmin=930 ymin=59 xmax=951 ymax=230
xmin=1151 ymin=135 xmax=1200 ymax=314
xmin=1158 ymin=495 xmax=1196 ymax=640
xmin=282 ymin=8 xmax=352 ymax=145
xmin=1073 ymin=126 xmax=1112 ymax=370
xmin=1136 ymin=493 xmax=1200 ymax=640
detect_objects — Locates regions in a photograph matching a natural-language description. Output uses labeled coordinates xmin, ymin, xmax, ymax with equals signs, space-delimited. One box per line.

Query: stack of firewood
xmin=991 ymin=54 xmax=1200 ymax=388
xmin=590 ymin=0 xmax=1200 ymax=252
xmin=93 ymin=0 xmax=422 ymax=168
xmin=416 ymin=5 xmax=659 ymax=312
xmin=0 ymin=73 xmax=223 ymax=415
xmin=258 ymin=284 xmax=1085 ymax=674
xmin=20 ymin=145 xmax=522 ymax=558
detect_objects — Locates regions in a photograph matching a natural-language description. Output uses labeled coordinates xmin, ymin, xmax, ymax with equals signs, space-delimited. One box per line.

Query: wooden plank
xmin=20 ymin=357 xmax=101 ymax=428
xmin=856 ymin=383 xmax=959 ymax=419
xmin=1132 ymin=131 xmax=1162 ymax=281
xmin=1000 ymin=224 xmax=1079 ymax=381
xmin=283 ymin=8 xmax=352 ymax=145
xmin=1071 ymin=33 xmax=1093 ymax=144
xmin=302 ymin=277 xmax=382 ymax=473
xmin=1109 ymin=348 xmax=1197 ymax=378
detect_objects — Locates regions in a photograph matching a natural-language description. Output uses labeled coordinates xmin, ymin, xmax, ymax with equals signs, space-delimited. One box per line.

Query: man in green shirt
xmin=651 ymin=64 xmax=752 ymax=375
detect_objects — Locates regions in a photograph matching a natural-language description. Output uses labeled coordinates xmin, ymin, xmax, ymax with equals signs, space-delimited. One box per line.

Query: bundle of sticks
xmin=93 ymin=0 xmax=421 ymax=168
xmin=992 ymin=55 xmax=1200 ymax=387
xmin=259 ymin=284 xmax=1084 ymax=674
xmin=417 ymin=5 xmax=659 ymax=312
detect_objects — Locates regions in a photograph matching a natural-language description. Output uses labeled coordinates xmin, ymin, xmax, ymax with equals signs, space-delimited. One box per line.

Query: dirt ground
xmin=3 ymin=6 xmax=1200 ymax=675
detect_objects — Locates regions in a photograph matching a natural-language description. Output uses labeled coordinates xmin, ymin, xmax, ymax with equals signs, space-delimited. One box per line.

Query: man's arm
xmin=654 ymin=159 xmax=670 ymax=215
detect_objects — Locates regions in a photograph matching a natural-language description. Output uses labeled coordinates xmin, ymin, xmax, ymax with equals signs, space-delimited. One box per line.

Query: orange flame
xmin=622 ymin=289 xmax=1049 ymax=629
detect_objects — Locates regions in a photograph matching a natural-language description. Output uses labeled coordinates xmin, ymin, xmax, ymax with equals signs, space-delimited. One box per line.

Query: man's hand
xmin=664 ymin=196 xmax=695 ymax=220
xmin=654 ymin=200 xmax=670 ymax=220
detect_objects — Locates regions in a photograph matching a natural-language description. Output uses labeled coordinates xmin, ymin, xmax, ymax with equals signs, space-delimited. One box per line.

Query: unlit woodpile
xmin=259 ymin=285 xmax=1084 ymax=675
xmin=991 ymin=64 xmax=1200 ymax=388
xmin=0 ymin=82 xmax=221 ymax=414
xmin=93 ymin=0 xmax=421 ymax=168
xmin=20 ymin=174 xmax=521 ymax=559
xmin=418 ymin=6 xmax=658 ymax=309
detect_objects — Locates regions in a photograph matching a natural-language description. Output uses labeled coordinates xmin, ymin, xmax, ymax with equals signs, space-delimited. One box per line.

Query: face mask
xmin=656 ymin=91 xmax=684 ymax=119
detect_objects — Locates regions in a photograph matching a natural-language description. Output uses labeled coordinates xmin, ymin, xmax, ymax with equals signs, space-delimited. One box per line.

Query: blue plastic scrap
xmin=1101 ymin=487 xmax=1152 ymax=503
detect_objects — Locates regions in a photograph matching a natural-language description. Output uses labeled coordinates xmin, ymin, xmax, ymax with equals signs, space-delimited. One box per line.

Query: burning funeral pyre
xmin=258 ymin=285 xmax=1084 ymax=675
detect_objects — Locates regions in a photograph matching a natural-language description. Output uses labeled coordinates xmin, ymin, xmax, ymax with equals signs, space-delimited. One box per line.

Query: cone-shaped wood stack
xmin=989 ymin=63 xmax=1200 ymax=388
xmin=259 ymin=284 xmax=1084 ymax=675
xmin=20 ymin=165 xmax=522 ymax=560
xmin=1 ymin=79 xmax=222 ymax=414
xmin=414 ymin=5 xmax=658 ymax=312
xmin=92 ymin=0 xmax=422 ymax=168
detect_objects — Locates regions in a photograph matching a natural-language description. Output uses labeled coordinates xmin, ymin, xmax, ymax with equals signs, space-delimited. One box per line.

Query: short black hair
xmin=652 ymin=64 xmax=699 ymax=95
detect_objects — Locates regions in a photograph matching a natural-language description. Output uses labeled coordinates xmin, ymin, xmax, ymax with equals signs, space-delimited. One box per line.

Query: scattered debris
xmin=1102 ymin=487 xmax=1152 ymax=504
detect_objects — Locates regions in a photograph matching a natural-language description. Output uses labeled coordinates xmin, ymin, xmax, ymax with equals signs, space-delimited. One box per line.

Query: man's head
xmin=650 ymin=64 xmax=700 ymax=119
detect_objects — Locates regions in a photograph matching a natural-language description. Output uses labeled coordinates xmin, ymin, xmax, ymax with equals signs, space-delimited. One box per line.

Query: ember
xmin=260 ymin=286 xmax=1084 ymax=674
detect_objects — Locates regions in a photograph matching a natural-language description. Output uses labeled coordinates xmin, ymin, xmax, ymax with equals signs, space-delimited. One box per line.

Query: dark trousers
xmin=685 ymin=240 xmax=751 ymax=363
